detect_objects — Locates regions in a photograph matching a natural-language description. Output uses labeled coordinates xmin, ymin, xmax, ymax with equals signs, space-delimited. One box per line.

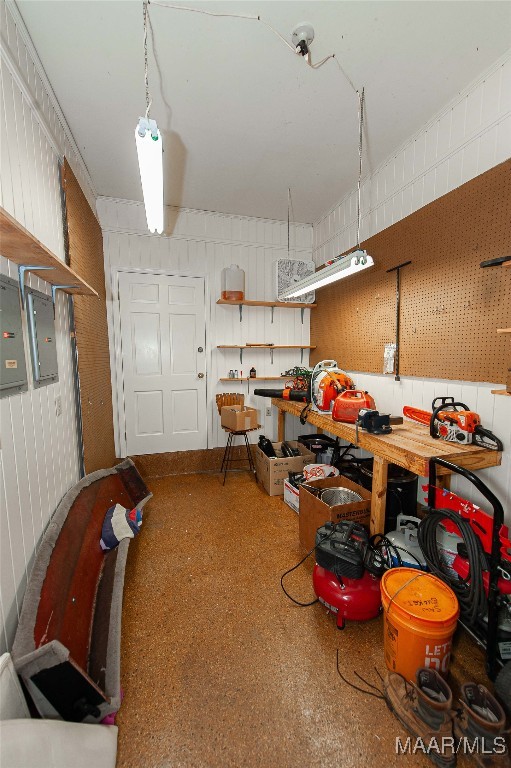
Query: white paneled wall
xmin=312 ymin=51 xmax=511 ymax=522
xmin=0 ymin=2 xmax=95 ymax=652
xmin=97 ymin=197 xmax=315 ymax=455
xmin=313 ymin=52 xmax=511 ymax=264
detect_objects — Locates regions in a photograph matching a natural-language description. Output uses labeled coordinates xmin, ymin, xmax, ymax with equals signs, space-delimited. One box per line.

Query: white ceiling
xmin=17 ymin=0 xmax=511 ymax=223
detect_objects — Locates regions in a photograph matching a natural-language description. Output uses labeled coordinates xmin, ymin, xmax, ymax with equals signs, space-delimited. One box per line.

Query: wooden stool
xmin=216 ymin=393 xmax=260 ymax=485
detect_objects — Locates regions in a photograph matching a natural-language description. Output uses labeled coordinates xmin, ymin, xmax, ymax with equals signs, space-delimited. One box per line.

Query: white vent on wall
xmin=275 ymin=259 xmax=316 ymax=303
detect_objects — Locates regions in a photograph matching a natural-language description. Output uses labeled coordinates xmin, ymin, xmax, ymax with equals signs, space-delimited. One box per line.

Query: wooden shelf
xmin=217 ymin=345 xmax=316 ymax=349
xmin=497 ymin=329 xmax=511 ymax=333
xmin=0 ymin=206 xmax=97 ymax=296
xmin=219 ymin=376 xmax=289 ymax=382
xmin=491 ymin=390 xmax=511 ymax=396
xmin=217 ymin=299 xmax=316 ymax=309
xmin=217 ymin=343 xmax=315 ymax=364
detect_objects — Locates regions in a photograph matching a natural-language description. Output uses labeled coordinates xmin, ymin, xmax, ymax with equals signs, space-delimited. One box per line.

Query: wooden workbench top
xmin=271 ymin=398 xmax=501 ymax=477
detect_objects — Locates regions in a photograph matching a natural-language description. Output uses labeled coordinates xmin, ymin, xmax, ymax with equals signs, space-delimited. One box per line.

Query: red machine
xmin=313 ymin=567 xmax=382 ymax=629
xmin=332 ymin=390 xmax=376 ymax=423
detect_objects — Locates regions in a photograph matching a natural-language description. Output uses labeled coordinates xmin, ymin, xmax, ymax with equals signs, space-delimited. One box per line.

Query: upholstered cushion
xmin=0 ymin=719 xmax=117 ymax=768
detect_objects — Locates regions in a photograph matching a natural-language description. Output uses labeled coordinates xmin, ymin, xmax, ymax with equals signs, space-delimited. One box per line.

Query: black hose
xmin=418 ymin=509 xmax=487 ymax=626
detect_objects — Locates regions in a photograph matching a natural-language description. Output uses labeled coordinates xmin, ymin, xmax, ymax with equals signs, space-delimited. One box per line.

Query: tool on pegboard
xmin=386 ymin=260 xmax=412 ymax=381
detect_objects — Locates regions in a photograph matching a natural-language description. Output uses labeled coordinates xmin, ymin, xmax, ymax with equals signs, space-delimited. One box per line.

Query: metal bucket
xmin=319 ymin=488 xmax=362 ymax=507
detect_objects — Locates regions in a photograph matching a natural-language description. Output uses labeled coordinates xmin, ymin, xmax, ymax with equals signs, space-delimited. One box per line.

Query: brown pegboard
xmin=311 ymin=160 xmax=511 ymax=382
xmin=62 ymin=159 xmax=116 ymax=473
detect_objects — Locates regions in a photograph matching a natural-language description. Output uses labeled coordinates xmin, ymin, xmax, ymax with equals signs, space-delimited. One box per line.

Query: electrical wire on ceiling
xmin=139 ymin=0 xmax=367 ymax=250
xmin=147 ymin=0 xmax=358 ymax=94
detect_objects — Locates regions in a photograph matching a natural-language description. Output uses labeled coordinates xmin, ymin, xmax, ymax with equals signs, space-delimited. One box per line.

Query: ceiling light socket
xmin=292 ymin=23 xmax=314 ymax=56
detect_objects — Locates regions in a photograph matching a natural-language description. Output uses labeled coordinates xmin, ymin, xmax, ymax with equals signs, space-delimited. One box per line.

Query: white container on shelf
xmin=221 ymin=264 xmax=245 ymax=301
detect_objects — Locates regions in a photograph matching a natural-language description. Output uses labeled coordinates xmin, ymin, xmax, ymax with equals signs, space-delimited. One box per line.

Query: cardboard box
xmin=299 ymin=475 xmax=371 ymax=551
xmin=255 ymin=441 xmax=315 ymax=497
xmin=283 ymin=479 xmax=300 ymax=513
xmin=221 ymin=405 xmax=259 ymax=432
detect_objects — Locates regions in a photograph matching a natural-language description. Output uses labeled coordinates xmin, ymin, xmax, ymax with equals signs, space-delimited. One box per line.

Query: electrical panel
xmin=27 ymin=289 xmax=59 ymax=387
xmin=0 ymin=274 xmax=28 ymax=398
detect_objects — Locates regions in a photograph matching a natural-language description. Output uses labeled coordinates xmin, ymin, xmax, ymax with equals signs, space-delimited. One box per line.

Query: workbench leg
xmin=437 ymin=474 xmax=451 ymax=491
xmin=370 ymin=456 xmax=389 ymax=535
xmin=277 ymin=409 xmax=285 ymax=442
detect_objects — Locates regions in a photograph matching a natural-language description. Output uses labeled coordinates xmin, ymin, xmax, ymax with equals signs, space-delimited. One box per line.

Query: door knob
xmin=198 ymin=373 xmax=205 ymax=379
xmin=198 ymin=346 xmax=204 ymax=353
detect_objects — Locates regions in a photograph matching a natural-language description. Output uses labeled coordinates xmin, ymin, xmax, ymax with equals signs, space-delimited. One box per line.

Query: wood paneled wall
xmin=311 ymin=161 xmax=511 ymax=384
xmin=62 ymin=160 xmax=116 ymax=472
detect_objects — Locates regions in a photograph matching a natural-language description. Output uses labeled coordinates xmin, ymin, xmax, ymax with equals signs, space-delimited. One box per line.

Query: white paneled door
xmin=118 ymin=272 xmax=207 ymax=454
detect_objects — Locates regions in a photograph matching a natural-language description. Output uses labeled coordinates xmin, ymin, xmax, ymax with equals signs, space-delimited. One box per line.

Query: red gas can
xmin=332 ymin=390 xmax=376 ymax=423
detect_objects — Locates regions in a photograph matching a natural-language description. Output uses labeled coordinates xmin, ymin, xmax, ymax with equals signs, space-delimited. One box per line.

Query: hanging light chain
xmin=143 ymin=0 xmax=152 ymax=118
xmin=356 ymin=87 xmax=365 ymax=250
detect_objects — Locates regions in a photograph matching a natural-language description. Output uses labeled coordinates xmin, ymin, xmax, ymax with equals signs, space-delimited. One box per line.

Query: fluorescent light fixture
xmin=135 ymin=117 xmax=163 ymax=234
xmin=279 ymin=250 xmax=374 ymax=298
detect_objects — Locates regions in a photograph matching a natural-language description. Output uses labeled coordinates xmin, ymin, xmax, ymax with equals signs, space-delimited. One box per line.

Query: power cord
xmin=418 ymin=509 xmax=487 ymax=626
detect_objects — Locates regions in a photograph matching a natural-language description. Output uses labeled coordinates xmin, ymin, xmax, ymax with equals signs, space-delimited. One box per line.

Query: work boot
xmin=384 ymin=668 xmax=456 ymax=767
xmin=453 ymin=683 xmax=509 ymax=766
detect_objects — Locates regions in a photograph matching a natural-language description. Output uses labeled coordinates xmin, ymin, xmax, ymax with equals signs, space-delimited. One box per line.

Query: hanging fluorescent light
xmin=279 ymin=249 xmax=374 ymax=298
xmin=281 ymin=88 xmax=374 ymax=299
xmin=135 ymin=117 xmax=163 ymax=234
xmin=135 ymin=1 xmax=163 ymax=234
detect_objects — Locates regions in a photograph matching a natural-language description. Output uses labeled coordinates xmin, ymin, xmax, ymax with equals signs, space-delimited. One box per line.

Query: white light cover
xmin=279 ymin=250 xmax=374 ymax=298
xmin=135 ymin=120 xmax=163 ymax=234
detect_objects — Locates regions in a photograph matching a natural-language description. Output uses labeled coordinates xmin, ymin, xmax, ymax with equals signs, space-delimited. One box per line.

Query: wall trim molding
xmin=0 ymin=38 xmax=61 ymax=159
xmin=101 ymin=225 xmax=313 ymax=254
xmin=6 ymin=0 xmax=97 ymax=199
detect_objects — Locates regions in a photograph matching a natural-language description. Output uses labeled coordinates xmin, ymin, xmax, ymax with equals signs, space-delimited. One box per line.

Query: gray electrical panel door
xmin=0 ymin=274 xmax=28 ymax=398
xmin=27 ymin=289 xmax=59 ymax=387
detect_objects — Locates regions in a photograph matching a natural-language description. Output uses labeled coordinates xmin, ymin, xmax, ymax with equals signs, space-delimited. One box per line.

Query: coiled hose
xmin=418 ymin=509 xmax=487 ymax=626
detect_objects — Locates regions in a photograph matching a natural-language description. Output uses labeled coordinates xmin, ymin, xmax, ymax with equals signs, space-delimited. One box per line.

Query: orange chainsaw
xmin=403 ymin=397 xmax=503 ymax=451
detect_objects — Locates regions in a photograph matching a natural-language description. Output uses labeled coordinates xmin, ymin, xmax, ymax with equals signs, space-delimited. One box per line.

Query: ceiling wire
xmin=143 ymin=0 xmax=152 ymax=117
xmin=287 ymin=187 xmax=291 ymax=258
xmin=356 ymin=87 xmax=365 ymax=249
xmin=147 ymin=0 xmax=358 ymax=94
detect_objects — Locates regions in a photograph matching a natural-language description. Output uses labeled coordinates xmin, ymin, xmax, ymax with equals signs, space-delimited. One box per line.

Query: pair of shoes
xmin=383 ymin=668 xmax=509 ymax=767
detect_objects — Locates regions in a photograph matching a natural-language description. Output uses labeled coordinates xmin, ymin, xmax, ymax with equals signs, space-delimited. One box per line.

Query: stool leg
xmin=244 ymin=432 xmax=255 ymax=473
xmin=220 ymin=432 xmax=230 ymax=474
xmin=223 ymin=432 xmax=233 ymax=485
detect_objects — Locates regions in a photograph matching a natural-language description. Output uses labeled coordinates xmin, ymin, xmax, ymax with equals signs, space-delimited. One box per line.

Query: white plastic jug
xmin=221 ymin=264 xmax=245 ymax=301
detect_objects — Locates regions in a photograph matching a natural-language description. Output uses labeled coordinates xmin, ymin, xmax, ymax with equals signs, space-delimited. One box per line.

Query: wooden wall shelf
xmin=217 ymin=298 xmax=316 ymax=309
xmin=217 ymin=344 xmax=316 ymax=364
xmin=0 ymin=206 xmax=97 ymax=297
xmin=491 ymin=390 xmax=511 ymax=396
xmin=219 ymin=376 xmax=289 ymax=382
xmin=497 ymin=329 xmax=511 ymax=333
xmin=217 ymin=297 xmax=316 ymax=323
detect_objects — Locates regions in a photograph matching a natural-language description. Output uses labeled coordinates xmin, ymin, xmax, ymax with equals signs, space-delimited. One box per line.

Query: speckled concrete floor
xmin=117 ymin=471 xmax=492 ymax=768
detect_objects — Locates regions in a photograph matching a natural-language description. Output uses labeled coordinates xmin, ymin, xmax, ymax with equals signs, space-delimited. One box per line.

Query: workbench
xmin=272 ymin=398 xmax=501 ymax=535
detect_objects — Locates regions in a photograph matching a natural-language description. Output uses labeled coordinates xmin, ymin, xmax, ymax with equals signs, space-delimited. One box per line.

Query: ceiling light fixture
xmin=279 ymin=87 xmax=374 ymax=298
xmin=135 ymin=1 xmax=163 ymax=234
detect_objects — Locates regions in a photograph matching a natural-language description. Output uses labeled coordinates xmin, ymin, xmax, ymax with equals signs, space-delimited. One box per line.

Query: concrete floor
xmin=117 ymin=471 xmax=493 ymax=768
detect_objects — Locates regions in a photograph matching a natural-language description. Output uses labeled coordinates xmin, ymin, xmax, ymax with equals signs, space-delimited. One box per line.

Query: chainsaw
xmin=403 ymin=397 xmax=503 ymax=451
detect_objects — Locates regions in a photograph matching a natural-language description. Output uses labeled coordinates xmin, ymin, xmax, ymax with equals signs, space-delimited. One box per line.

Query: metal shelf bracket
xmin=271 ymin=306 xmax=275 ymax=324
xmin=18 ymin=265 xmax=55 ymax=309
xmin=270 ymin=348 xmax=274 ymax=365
xmin=51 ymin=285 xmax=80 ymax=315
xmin=239 ymin=348 xmax=244 ymax=365
xmin=239 ymin=304 xmax=243 ymax=322
xmin=301 ymin=307 xmax=305 ymax=324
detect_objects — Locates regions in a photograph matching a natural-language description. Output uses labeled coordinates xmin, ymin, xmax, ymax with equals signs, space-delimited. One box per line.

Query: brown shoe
xmin=453 ymin=683 xmax=509 ymax=767
xmin=384 ymin=668 xmax=456 ymax=767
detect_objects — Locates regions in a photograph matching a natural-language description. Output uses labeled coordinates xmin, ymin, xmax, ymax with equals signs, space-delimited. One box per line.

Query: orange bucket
xmin=381 ymin=568 xmax=459 ymax=681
